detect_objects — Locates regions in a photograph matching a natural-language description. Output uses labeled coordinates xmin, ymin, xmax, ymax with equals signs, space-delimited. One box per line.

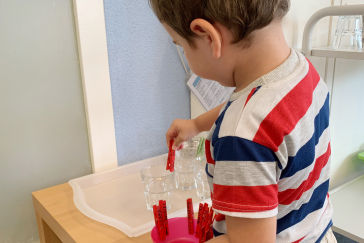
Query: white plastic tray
xmin=69 ymin=154 xmax=211 ymax=237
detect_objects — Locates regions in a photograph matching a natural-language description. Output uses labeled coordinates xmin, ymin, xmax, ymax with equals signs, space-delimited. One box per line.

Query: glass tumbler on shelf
xmin=140 ymin=164 xmax=174 ymax=211
xmin=332 ymin=15 xmax=363 ymax=51
xmin=193 ymin=155 xmax=211 ymax=200
xmin=174 ymin=137 xmax=201 ymax=190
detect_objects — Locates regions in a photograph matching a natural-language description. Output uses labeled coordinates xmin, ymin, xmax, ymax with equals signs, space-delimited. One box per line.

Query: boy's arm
xmin=166 ymin=102 xmax=226 ymax=149
xmin=207 ymin=216 xmax=277 ymax=243
xmin=205 ymin=131 xmax=279 ymax=242
xmin=194 ymin=101 xmax=227 ymax=134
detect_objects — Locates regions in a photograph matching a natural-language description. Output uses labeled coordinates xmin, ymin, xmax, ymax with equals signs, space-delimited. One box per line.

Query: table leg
xmin=36 ymin=212 xmax=62 ymax=243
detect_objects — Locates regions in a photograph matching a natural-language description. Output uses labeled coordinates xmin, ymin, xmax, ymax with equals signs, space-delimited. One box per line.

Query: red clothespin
xmin=166 ymin=140 xmax=175 ymax=172
xmin=208 ymin=207 xmax=214 ymax=227
xmin=203 ymin=212 xmax=216 ymax=241
xmin=203 ymin=207 xmax=214 ymax=241
xmin=202 ymin=203 xmax=209 ymax=227
xmin=187 ymin=198 xmax=195 ymax=235
xmin=159 ymin=200 xmax=169 ymax=236
xmin=198 ymin=203 xmax=209 ymax=242
xmin=206 ymin=228 xmax=213 ymax=241
xmin=195 ymin=203 xmax=204 ymax=238
xmin=153 ymin=205 xmax=160 ymax=240
xmin=170 ymin=140 xmax=175 ymax=172
xmin=199 ymin=225 xmax=206 ymax=243
xmin=166 ymin=142 xmax=171 ymax=171
xmin=157 ymin=206 xmax=166 ymax=240
xmin=202 ymin=207 xmax=210 ymax=240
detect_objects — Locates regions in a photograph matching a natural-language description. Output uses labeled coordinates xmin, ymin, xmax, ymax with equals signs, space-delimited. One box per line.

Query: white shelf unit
xmin=311 ymin=47 xmax=364 ymax=60
xmin=302 ymin=4 xmax=364 ymax=242
xmin=303 ymin=4 xmax=364 ymax=61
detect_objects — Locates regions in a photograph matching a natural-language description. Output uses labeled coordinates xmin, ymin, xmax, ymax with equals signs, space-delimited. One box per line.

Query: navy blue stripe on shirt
xmin=213 ymin=136 xmax=279 ymax=162
xmin=315 ymin=220 xmax=333 ymax=243
xmin=212 ymin=101 xmax=233 ymax=147
xmin=253 ymin=86 xmax=262 ymax=95
xmin=280 ymin=94 xmax=330 ymax=179
xmin=277 ymin=179 xmax=329 ymax=234
xmin=205 ymin=163 xmax=213 ymax=178
xmin=213 ymin=227 xmax=225 ymax=237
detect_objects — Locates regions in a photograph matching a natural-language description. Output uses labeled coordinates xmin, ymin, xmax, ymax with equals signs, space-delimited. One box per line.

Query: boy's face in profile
xmin=163 ymin=23 xmax=212 ymax=79
xmin=162 ymin=18 xmax=289 ymax=93
xmin=162 ymin=22 xmax=236 ymax=88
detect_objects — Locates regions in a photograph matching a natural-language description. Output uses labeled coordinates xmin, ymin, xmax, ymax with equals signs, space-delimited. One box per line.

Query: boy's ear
xmin=190 ymin=19 xmax=222 ymax=59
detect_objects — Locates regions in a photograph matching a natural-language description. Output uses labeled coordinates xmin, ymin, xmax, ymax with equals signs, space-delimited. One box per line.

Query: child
xmin=150 ymin=0 xmax=336 ymax=242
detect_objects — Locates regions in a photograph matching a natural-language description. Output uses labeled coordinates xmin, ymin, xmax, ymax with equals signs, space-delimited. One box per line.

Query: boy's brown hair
xmin=149 ymin=0 xmax=290 ymax=47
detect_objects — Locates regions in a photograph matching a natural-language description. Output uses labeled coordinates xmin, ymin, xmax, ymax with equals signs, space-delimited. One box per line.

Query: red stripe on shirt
xmin=244 ymin=87 xmax=257 ymax=108
xmin=215 ymin=213 xmax=226 ymax=222
xmin=278 ymin=143 xmax=331 ymax=205
xmin=212 ymin=184 xmax=278 ymax=212
xmin=253 ymin=61 xmax=321 ymax=152
xmin=205 ymin=140 xmax=215 ymax=165
xmin=292 ymin=236 xmax=305 ymax=243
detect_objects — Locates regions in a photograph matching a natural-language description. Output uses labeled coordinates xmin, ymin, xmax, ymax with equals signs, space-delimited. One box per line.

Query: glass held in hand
xmin=174 ymin=137 xmax=203 ymax=190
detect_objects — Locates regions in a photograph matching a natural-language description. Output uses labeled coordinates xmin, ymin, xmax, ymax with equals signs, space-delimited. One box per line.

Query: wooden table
xmin=32 ymin=183 xmax=151 ymax=243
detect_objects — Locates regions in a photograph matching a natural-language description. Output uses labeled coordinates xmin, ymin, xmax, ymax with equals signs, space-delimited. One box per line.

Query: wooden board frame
xmin=73 ymin=0 xmax=118 ymax=173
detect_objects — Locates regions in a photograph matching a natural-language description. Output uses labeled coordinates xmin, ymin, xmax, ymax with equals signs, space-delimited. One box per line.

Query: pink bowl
xmin=151 ymin=217 xmax=198 ymax=243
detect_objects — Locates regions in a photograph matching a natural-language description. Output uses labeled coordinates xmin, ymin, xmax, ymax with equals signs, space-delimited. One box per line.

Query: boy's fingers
xmin=166 ymin=136 xmax=170 ymax=148
xmin=173 ymin=136 xmax=184 ymax=150
xmin=166 ymin=128 xmax=176 ymax=148
xmin=177 ymin=143 xmax=184 ymax=150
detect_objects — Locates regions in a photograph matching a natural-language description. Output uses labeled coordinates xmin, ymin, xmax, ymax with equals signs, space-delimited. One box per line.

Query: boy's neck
xmin=232 ymin=22 xmax=291 ymax=93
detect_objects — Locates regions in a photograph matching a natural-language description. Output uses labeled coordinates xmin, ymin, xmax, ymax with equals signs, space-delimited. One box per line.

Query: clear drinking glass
xmin=174 ymin=137 xmax=201 ymax=190
xmin=333 ymin=15 xmax=363 ymax=51
xmin=193 ymin=155 xmax=211 ymax=199
xmin=195 ymin=170 xmax=211 ymax=199
xmin=140 ymin=165 xmax=174 ymax=210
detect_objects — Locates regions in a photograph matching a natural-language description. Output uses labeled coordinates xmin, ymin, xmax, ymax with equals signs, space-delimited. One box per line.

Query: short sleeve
xmin=211 ymin=136 xmax=279 ymax=218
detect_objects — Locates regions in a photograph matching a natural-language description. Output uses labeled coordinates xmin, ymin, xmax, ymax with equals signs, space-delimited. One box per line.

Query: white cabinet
xmin=330 ymin=58 xmax=364 ymax=189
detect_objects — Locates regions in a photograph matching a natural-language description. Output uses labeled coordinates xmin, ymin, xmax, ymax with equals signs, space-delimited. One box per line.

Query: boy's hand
xmin=166 ymin=102 xmax=227 ymax=150
xmin=166 ymin=119 xmax=200 ymax=150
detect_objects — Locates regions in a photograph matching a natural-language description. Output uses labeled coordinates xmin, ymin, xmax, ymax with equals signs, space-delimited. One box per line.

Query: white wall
xmin=0 ymin=1 xmax=92 ymax=242
xmin=283 ymin=0 xmax=333 ymax=50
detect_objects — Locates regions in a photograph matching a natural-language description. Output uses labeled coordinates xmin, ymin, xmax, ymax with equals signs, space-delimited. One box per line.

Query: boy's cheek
xmin=188 ymin=61 xmax=205 ymax=77
xmin=183 ymin=52 xmax=205 ymax=76
xmin=183 ymin=52 xmax=198 ymax=74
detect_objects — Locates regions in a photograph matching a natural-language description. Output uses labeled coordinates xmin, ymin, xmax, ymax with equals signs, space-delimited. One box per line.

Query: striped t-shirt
xmin=206 ymin=49 xmax=333 ymax=243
